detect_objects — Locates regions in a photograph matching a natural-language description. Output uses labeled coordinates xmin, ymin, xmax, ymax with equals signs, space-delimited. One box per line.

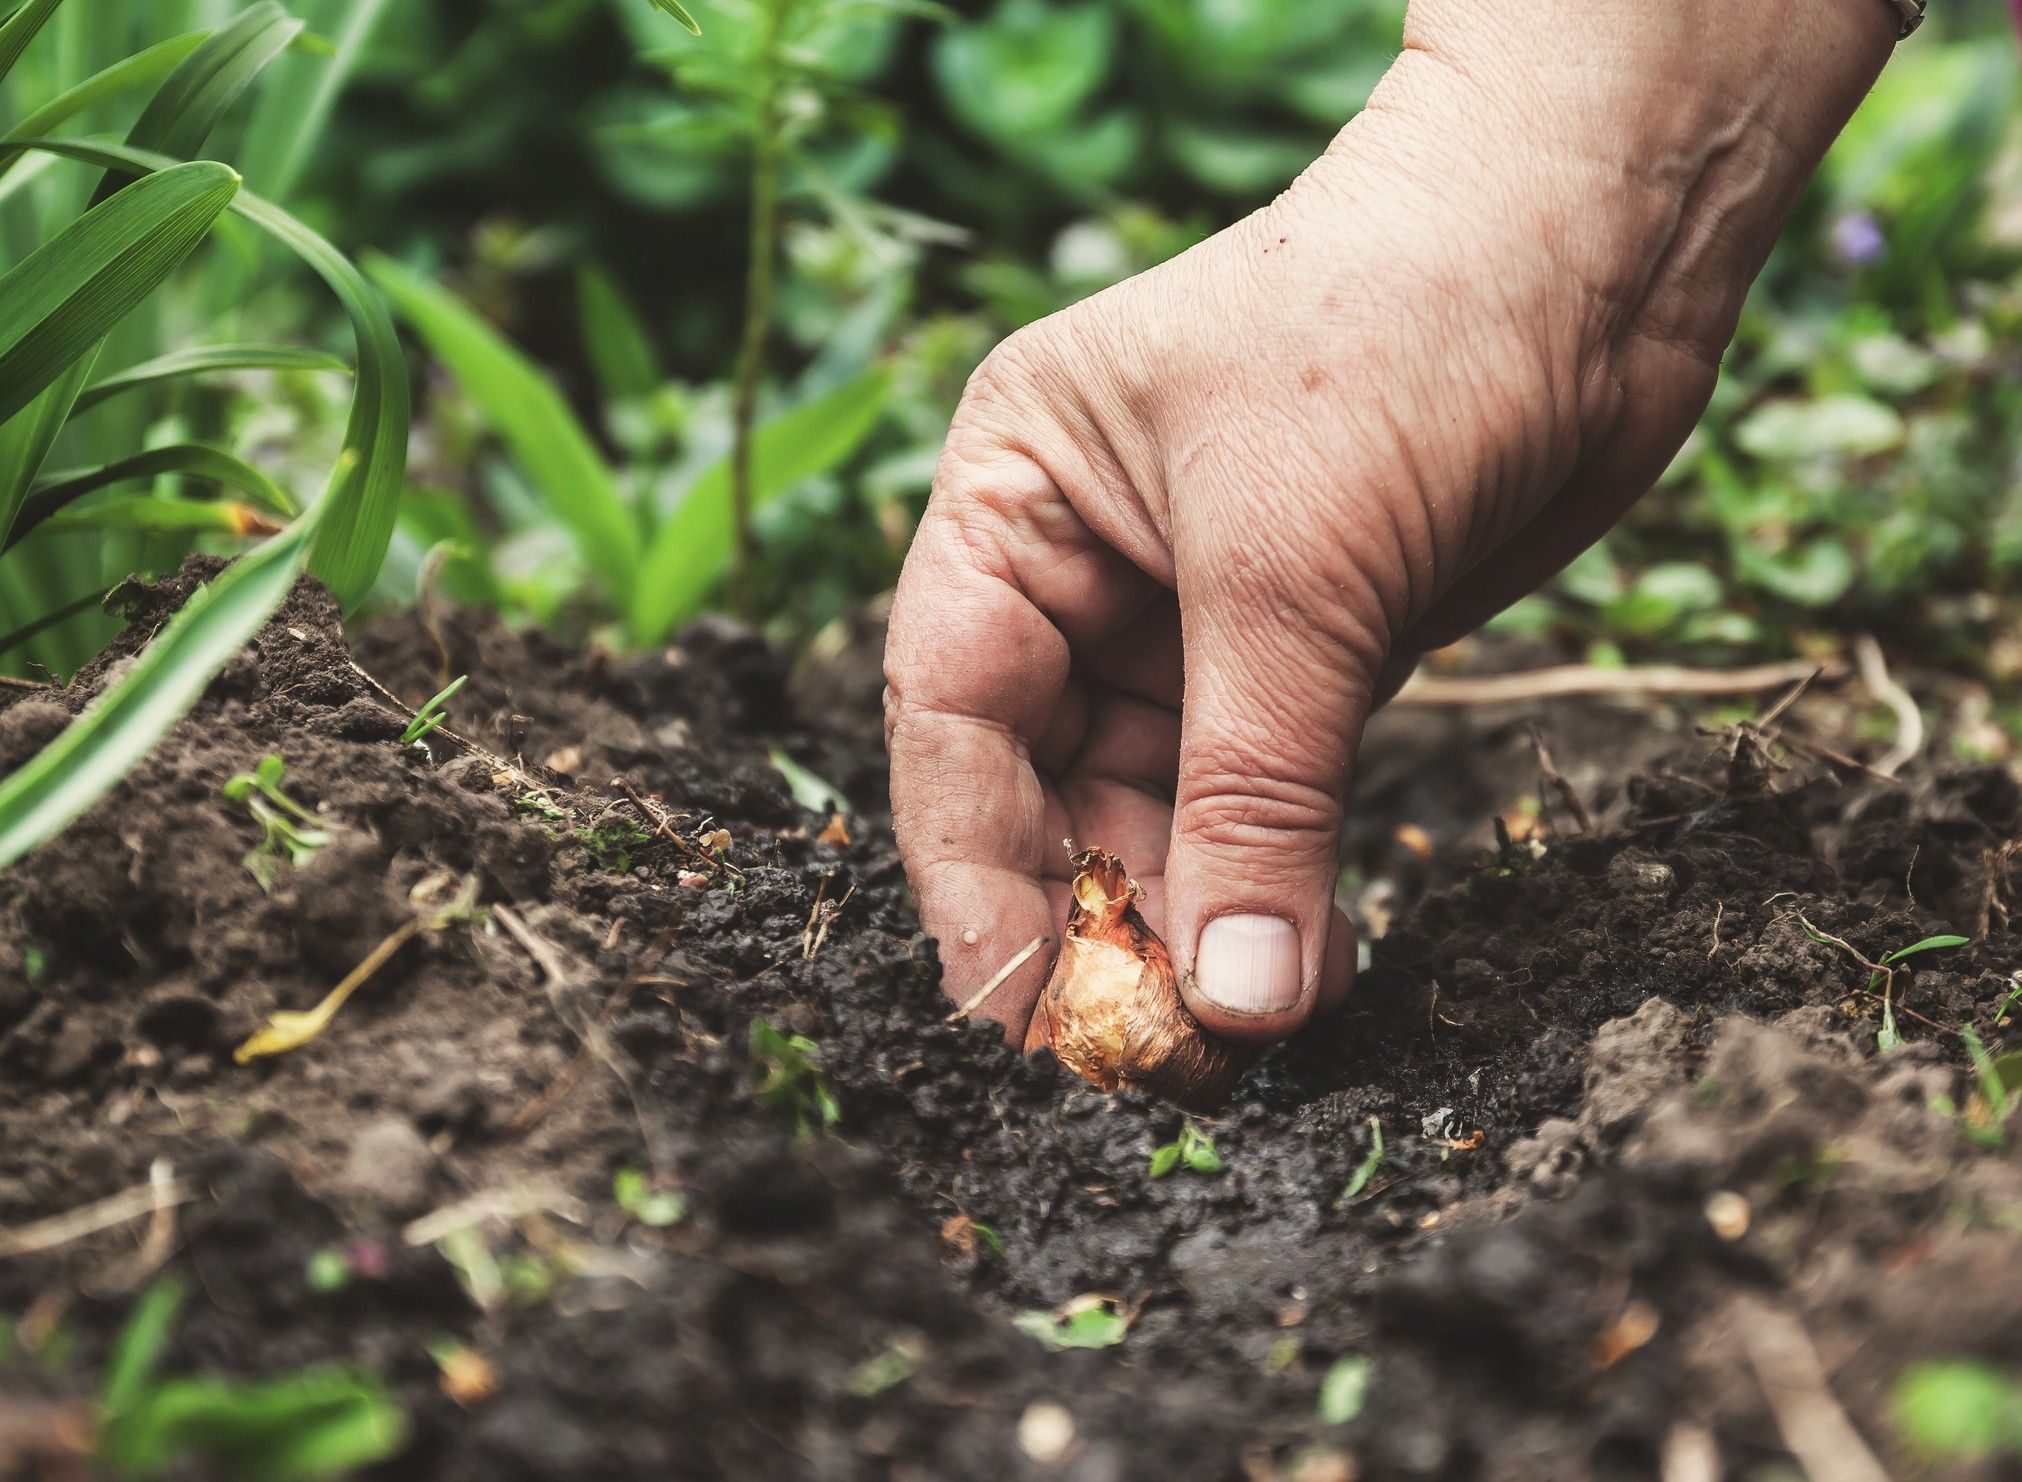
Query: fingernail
xmin=1193 ymin=915 xmax=1302 ymax=1015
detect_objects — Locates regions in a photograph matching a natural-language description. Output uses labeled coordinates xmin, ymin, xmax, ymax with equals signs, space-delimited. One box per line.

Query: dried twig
xmin=1392 ymin=658 xmax=1841 ymax=708
xmin=0 ymin=1174 xmax=196 ymax=1261
xmin=946 ymin=935 xmax=1049 ymax=1023
xmin=1736 ymin=1300 xmax=1890 ymax=1482
xmin=1853 ymin=635 xmax=1924 ymax=778
xmin=1528 ymin=726 xmax=1592 ymax=835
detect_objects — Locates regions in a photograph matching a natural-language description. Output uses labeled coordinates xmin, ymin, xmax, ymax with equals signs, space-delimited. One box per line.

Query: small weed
xmin=222 ymin=753 xmax=331 ymax=891
xmin=1993 ymin=972 xmax=2022 ymax=1027
xmin=575 ymin=818 xmax=651 ymax=872
xmin=613 ymin=1167 xmax=686 ymax=1227
xmin=1334 ymin=1118 xmax=1386 ymax=1209
xmin=1013 ymin=1294 xmax=1128 ymax=1351
xmin=1318 ymin=1355 xmax=1373 ymax=1426
xmin=97 ymin=1278 xmax=406 ymax=1479
xmin=749 ymin=1019 xmax=840 ymax=1138
xmin=1477 ymin=816 xmax=1545 ymax=880
xmin=846 ymin=1333 xmax=925 ymax=1398
xmin=401 ymin=674 xmax=468 ymax=746
xmin=515 ymin=791 xmax=566 ymax=821
xmin=1795 ymin=914 xmax=1967 ymax=1051
xmin=1958 ymin=1026 xmax=2020 ymax=1148
xmin=1892 ymin=1358 xmax=2022 ymax=1461
xmin=305 ymin=1248 xmax=350 ymax=1294
xmin=1149 ymin=1121 xmax=1223 ymax=1179
xmin=23 ymin=943 xmax=44 ymax=981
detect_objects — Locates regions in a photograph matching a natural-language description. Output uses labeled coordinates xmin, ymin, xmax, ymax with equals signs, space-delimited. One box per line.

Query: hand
xmin=886 ymin=0 xmax=1893 ymax=1045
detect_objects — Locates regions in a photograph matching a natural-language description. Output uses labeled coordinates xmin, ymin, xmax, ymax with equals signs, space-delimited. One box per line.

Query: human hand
xmin=886 ymin=0 xmax=1893 ymax=1046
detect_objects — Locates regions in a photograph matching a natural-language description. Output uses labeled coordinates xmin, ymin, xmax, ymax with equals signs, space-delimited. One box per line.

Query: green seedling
xmin=1993 ymin=973 xmax=2022 ymax=1027
xmin=846 ymin=1334 xmax=925 ymax=1398
xmin=1149 ymin=1121 xmax=1223 ymax=1179
xmin=1318 ymin=1355 xmax=1373 ymax=1426
xmin=575 ymin=818 xmax=652 ymax=873
xmin=401 ymin=674 xmax=467 ymax=746
xmin=613 ymin=1167 xmax=686 ymax=1227
xmin=304 ymin=1248 xmax=349 ymax=1294
xmin=768 ymin=747 xmax=851 ymax=816
xmin=96 ymin=1278 xmax=406 ymax=1479
xmin=223 ymin=753 xmax=331 ymax=891
xmin=1013 ymin=1295 xmax=1129 ymax=1351
xmin=749 ymin=1018 xmax=841 ymax=1138
xmin=516 ymin=791 xmax=566 ymax=821
xmin=1796 ymin=915 xmax=1967 ymax=1051
xmin=1957 ymin=1025 xmax=2019 ymax=1149
xmin=970 ymin=1220 xmax=1005 ymax=1261
xmin=1334 ymin=1117 xmax=1386 ymax=1209
xmin=1892 ymin=1358 xmax=2022 ymax=1461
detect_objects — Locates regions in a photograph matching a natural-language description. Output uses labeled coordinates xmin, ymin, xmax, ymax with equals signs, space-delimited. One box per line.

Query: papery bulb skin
xmin=1024 ymin=849 xmax=1247 ymax=1110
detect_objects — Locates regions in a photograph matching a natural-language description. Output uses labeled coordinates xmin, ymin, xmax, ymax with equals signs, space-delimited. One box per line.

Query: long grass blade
xmin=629 ymin=363 xmax=892 ymax=643
xmin=236 ymin=0 xmax=393 ymax=202
xmin=0 ymin=34 xmax=209 ymax=187
xmin=10 ymin=442 xmax=296 ymax=550
xmin=0 ymin=0 xmax=65 ymax=90
xmin=367 ymin=253 xmax=640 ymax=607
xmin=0 ymin=140 xmax=409 ymax=868
xmin=119 ymin=2 xmax=300 ymax=165
xmin=31 ymin=493 xmax=277 ymax=540
xmin=77 ymin=342 xmax=348 ymax=413
xmin=0 ymin=159 xmax=239 ymax=455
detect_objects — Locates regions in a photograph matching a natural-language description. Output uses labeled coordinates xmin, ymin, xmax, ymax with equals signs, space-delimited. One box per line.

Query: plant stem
xmin=728 ymin=0 xmax=789 ymax=615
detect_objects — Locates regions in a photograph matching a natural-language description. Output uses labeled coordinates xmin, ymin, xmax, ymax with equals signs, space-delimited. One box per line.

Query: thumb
xmin=1165 ymin=561 xmax=1381 ymax=1044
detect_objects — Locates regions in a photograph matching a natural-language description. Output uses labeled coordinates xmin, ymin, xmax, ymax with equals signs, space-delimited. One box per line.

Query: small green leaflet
xmin=1318 ymin=1355 xmax=1373 ymax=1426
xmin=1013 ymin=1301 xmax=1128 ymax=1351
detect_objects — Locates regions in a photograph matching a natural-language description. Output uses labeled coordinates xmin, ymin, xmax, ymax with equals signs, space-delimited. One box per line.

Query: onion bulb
xmin=1023 ymin=847 xmax=1247 ymax=1109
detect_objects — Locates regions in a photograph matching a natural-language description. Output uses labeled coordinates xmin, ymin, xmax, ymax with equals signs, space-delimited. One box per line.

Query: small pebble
xmin=1704 ymin=1190 xmax=1751 ymax=1240
xmin=1017 ymin=1401 xmax=1076 ymax=1466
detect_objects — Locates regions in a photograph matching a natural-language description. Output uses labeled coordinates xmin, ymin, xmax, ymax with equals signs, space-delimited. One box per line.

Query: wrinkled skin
xmin=885 ymin=0 xmax=1894 ymax=1048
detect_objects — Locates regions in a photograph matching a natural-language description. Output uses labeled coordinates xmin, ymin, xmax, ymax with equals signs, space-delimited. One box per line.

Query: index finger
xmin=884 ymin=437 xmax=1159 ymax=1034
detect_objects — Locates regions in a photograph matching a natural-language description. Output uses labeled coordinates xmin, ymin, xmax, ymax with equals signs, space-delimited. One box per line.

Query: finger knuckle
xmin=1176 ymin=750 xmax=1342 ymax=862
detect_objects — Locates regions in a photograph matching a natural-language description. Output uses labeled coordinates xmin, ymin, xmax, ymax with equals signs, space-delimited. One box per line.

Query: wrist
xmin=1319 ymin=0 xmax=1895 ymax=375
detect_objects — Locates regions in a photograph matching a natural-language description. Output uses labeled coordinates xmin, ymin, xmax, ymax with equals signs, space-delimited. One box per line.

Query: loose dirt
xmin=4 ymin=558 xmax=2020 ymax=1480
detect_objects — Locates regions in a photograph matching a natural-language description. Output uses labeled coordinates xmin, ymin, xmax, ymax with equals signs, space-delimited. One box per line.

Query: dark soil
xmin=5 ymin=557 xmax=2022 ymax=1481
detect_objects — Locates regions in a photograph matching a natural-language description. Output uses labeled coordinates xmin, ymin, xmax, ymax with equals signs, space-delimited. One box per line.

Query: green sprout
xmin=1892 ymin=1359 xmax=2022 ymax=1461
xmin=1318 ymin=1355 xmax=1374 ymax=1426
xmin=1012 ymin=1295 xmax=1128 ymax=1351
xmin=401 ymin=673 xmax=468 ymax=746
xmin=516 ymin=791 xmax=566 ymax=821
xmin=1796 ymin=915 xmax=1967 ymax=1051
xmin=96 ymin=1278 xmax=406 ymax=1479
xmin=1334 ymin=1117 xmax=1386 ymax=1209
xmin=222 ymin=753 xmax=331 ymax=891
xmin=1957 ymin=1026 xmax=2020 ymax=1149
xmin=613 ymin=1167 xmax=686 ymax=1227
xmin=749 ymin=1019 xmax=841 ymax=1138
xmin=575 ymin=818 xmax=652 ymax=873
xmin=1149 ymin=1121 xmax=1223 ymax=1179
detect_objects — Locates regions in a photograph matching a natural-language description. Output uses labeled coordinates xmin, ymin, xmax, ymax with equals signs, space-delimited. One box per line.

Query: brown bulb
xmin=1023 ymin=848 xmax=1248 ymax=1110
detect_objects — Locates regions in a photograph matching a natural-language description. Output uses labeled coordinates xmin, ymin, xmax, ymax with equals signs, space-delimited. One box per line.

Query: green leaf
xmin=1335 ymin=1117 xmax=1385 ymax=1208
xmin=1318 ymin=1355 xmax=1373 ymax=1426
xmin=0 ymin=141 xmax=407 ymax=869
xmin=768 ymin=746 xmax=849 ymax=815
xmin=118 ymin=2 xmax=302 ymax=173
xmin=366 ymin=254 xmax=639 ymax=609
xmin=1013 ymin=1302 xmax=1128 ymax=1351
xmin=1183 ymin=1142 xmax=1223 ymax=1174
xmin=101 ymin=1279 xmax=186 ymax=1422
xmin=13 ymin=443 xmax=296 ymax=550
xmin=1734 ymin=395 xmax=1906 ymax=461
xmin=1148 ymin=1143 xmax=1180 ymax=1179
xmin=648 ymin=0 xmax=703 ymax=37
xmin=1891 ymin=1359 xmax=2022 ymax=1461
xmin=31 ymin=494 xmax=276 ymax=541
xmin=1733 ymin=541 xmax=1857 ymax=610
xmin=577 ymin=264 xmax=663 ymax=403
xmin=1881 ymin=934 xmax=1970 ymax=965
xmin=77 ymin=344 xmax=349 ymax=414
xmin=0 ymin=34 xmax=208 ymax=187
xmin=0 ymin=159 xmax=239 ymax=444
xmin=236 ymin=0 xmax=396 ymax=203
xmin=33 ymin=138 xmax=412 ymax=610
xmin=614 ymin=1167 xmax=686 ymax=1227
xmin=629 ymin=364 xmax=892 ymax=644
xmin=0 ymin=0 xmax=64 ymax=90
xmin=100 ymin=1367 xmax=407 ymax=1480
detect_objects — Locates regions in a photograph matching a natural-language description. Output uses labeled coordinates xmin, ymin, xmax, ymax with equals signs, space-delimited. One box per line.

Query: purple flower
xmin=1830 ymin=211 xmax=1886 ymax=268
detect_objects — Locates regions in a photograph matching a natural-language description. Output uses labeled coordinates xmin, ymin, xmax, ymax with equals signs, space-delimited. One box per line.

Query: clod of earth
xmin=1024 ymin=847 xmax=1245 ymax=1109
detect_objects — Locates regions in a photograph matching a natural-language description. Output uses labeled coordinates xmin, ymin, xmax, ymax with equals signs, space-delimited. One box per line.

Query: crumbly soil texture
xmin=5 ymin=557 xmax=2022 ymax=1481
